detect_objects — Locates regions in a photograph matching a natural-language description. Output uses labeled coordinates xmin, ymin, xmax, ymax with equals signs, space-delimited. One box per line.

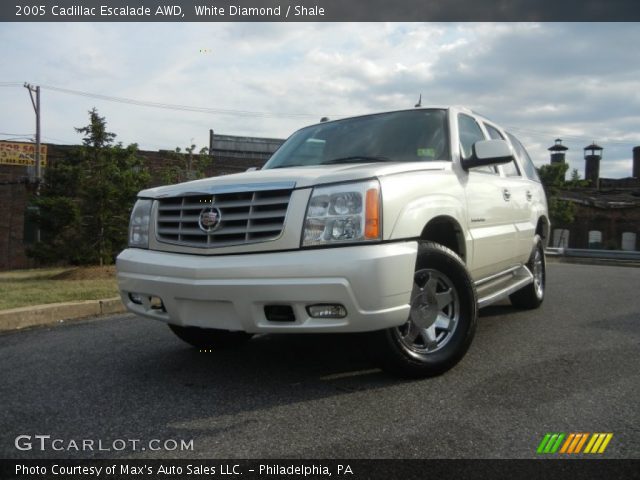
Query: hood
xmin=138 ymin=161 xmax=449 ymax=199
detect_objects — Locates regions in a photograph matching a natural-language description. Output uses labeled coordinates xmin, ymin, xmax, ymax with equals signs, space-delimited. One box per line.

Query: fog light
xmin=307 ymin=304 xmax=347 ymax=319
xmin=150 ymin=296 xmax=164 ymax=311
xmin=128 ymin=292 xmax=144 ymax=305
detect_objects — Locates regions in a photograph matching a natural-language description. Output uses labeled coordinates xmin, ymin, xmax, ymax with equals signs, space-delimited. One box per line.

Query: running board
xmin=476 ymin=265 xmax=534 ymax=308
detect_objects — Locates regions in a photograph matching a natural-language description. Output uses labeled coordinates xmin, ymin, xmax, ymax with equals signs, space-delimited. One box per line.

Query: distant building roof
xmin=558 ymin=179 xmax=640 ymax=209
xmin=548 ymin=139 xmax=568 ymax=152
xmin=212 ymin=134 xmax=284 ymax=155
xmin=584 ymin=142 xmax=603 ymax=151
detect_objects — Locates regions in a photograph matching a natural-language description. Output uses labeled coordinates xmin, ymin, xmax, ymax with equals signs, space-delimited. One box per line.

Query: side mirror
xmin=462 ymin=139 xmax=514 ymax=170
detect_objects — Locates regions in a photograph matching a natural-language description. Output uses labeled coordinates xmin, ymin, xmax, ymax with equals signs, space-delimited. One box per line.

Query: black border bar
xmin=2 ymin=459 xmax=640 ymax=480
xmin=2 ymin=0 xmax=640 ymax=22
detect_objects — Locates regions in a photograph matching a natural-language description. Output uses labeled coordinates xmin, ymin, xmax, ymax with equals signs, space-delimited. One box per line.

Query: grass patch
xmin=0 ymin=267 xmax=118 ymax=310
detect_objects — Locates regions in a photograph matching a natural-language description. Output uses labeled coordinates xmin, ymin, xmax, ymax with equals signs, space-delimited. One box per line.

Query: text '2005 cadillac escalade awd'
xmin=117 ymin=107 xmax=549 ymax=377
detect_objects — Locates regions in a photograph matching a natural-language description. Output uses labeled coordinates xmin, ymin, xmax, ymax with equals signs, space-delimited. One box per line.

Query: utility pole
xmin=24 ymin=83 xmax=42 ymax=244
xmin=23 ymin=83 xmax=41 ymax=184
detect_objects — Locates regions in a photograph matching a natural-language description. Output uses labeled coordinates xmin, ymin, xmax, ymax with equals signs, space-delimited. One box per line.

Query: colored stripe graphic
xmin=598 ymin=433 xmax=613 ymax=453
xmin=538 ymin=433 xmax=613 ymax=454
xmin=574 ymin=433 xmax=589 ymax=454
xmin=537 ymin=434 xmax=552 ymax=454
xmin=585 ymin=433 xmax=614 ymax=454
xmin=560 ymin=433 xmax=575 ymax=453
xmin=550 ymin=434 xmax=565 ymax=453
xmin=567 ymin=433 xmax=585 ymax=453
xmin=537 ymin=433 xmax=565 ymax=454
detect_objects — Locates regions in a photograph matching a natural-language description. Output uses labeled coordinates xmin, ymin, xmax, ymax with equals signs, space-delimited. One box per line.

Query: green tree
xmin=568 ymin=168 xmax=589 ymax=188
xmin=28 ymin=108 xmax=150 ymax=265
xmin=536 ymin=162 xmax=576 ymax=230
xmin=27 ymin=147 xmax=84 ymax=264
xmin=537 ymin=162 xmax=569 ymax=190
xmin=159 ymin=145 xmax=211 ymax=184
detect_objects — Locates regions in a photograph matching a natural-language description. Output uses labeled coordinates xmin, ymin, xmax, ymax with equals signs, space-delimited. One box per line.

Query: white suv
xmin=117 ymin=107 xmax=549 ymax=377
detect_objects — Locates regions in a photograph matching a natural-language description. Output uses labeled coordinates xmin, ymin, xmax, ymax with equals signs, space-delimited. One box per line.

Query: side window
xmin=507 ymin=132 xmax=540 ymax=182
xmin=458 ymin=114 xmax=495 ymax=174
xmin=458 ymin=114 xmax=485 ymax=160
xmin=484 ymin=123 xmax=504 ymax=140
xmin=484 ymin=123 xmax=520 ymax=177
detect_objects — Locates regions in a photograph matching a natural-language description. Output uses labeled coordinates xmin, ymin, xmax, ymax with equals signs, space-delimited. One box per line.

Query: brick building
xmin=546 ymin=141 xmax=640 ymax=250
xmin=2 ymin=136 xmax=638 ymax=270
xmin=551 ymin=181 xmax=640 ymax=250
xmin=0 ymin=134 xmax=283 ymax=270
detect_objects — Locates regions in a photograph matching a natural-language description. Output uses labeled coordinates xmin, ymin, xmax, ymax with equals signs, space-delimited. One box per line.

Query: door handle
xmin=526 ymin=190 xmax=533 ymax=201
xmin=502 ymin=188 xmax=511 ymax=201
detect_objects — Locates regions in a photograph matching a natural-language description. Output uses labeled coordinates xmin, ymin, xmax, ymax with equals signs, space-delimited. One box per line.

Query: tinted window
xmin=263 ymin=109 xmax=450 ymax=169
xmin=484 ymin=123 xmax=520 ymax=177
xmin=507 ymin=132 xmax=540 ymax=182
xmin=458 ymin=114 xmax=486 ymax=160
xmin=459 ymin=114 xmax=495 ymax=174
xmin=484 ymin=123 xmax=504 ymax=140
xmin=502 ymin=158 xmax=521 ymax=177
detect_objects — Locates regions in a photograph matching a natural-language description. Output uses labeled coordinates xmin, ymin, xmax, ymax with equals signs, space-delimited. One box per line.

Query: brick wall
xmin=0 ymin=166 xmax=36 ymax=270
xmin=552 ymin=203 xmax=640 ymax=250
xmin=6 ymin=141 xmax=635 ymax=270
xmin=0 ymin=141 xmax=273 ymax=270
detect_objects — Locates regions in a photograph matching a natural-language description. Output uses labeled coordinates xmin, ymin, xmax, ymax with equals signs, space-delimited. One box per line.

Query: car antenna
xmin=414 ymin=94 xmax=422 ymax=108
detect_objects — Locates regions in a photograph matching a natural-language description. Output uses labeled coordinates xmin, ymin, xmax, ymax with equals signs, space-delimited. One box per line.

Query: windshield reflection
xmin=263 ymin=109 xmax=450 ymax=169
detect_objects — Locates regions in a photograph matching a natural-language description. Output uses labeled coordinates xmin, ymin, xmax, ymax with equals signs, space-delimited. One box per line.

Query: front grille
xmin=156 ymin=188 xmax=292 ymax=248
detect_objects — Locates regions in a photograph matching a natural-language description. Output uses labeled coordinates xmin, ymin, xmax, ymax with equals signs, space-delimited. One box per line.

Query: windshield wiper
xmin=321 ymin=155 xmax=391 ymax=165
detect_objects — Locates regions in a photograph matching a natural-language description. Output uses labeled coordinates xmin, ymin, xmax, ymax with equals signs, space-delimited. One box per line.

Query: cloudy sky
xmin=1 ymin=22 xmax=638 ymax=178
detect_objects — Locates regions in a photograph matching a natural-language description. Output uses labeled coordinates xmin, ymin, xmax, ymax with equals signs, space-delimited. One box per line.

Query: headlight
xmin=302 ymin=180 xmax=381 ymax=246
xmin=128 ymin=199 xmax=152 ymax=248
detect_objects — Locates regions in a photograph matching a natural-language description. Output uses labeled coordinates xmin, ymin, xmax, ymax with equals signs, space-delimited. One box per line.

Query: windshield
xmin=263 ymin=109 xmax=450 ymax=169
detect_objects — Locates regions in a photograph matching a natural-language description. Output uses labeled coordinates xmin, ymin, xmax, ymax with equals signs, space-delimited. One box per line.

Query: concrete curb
xmin=0 ymin=297 xmax=126 ymax=332
xmin=546 ymin=256 xmax=640 ymax=268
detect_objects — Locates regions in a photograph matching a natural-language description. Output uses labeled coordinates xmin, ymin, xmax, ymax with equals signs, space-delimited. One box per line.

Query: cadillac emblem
xmin=198 ymin=206 xmax=222 ymax=233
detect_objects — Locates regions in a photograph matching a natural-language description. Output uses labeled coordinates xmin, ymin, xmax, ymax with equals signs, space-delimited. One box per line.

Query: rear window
xmin=484 ymin=123 xmax=520 ymax=177
xmin=507 ymin=132 xmax=540 ymax=182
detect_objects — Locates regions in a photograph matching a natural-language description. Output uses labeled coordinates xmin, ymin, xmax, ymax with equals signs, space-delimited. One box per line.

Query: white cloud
xmin=0 ymin=22 xmax=638 ymax=177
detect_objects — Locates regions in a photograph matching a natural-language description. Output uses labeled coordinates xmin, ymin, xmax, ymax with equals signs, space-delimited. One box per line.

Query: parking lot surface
xmin=1 ymin=263 xmax=638 ymax=459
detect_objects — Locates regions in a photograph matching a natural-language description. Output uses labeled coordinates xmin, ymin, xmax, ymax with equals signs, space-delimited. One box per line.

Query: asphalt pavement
xmin=1 ymin=263 xmax=638 ymax=459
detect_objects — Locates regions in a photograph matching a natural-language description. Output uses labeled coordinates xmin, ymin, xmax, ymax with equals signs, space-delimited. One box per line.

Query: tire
xmin=168 ymin=324 xmax=253 ymax=350
xmin=371 ymin=241 xmax=478 ymax=378
xmin=510 ymin=234 xmax=545 ymax=310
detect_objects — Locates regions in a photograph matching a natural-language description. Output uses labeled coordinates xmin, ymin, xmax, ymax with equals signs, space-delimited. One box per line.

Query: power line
xmin=4 ymin=82 xmax=637 ymax=148
xmin=42 ymin=135 xmax=76 ymax=144
xmin=39 ymin=84 xmax=322 ymax=119
xmin=0 ymin=136 xmax=34 ymax=142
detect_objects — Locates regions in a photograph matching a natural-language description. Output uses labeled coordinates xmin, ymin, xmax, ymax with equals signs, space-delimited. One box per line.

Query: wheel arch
xmin=386 ymin=190 xmax=468 ymax=262
xmin=536 ymin=215 xmax=550 ymax=247
xmin=419 ymin=216 xmax=467 ymax=263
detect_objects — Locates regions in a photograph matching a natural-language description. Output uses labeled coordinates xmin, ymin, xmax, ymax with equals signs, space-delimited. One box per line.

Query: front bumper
xmin=116 ymin=242 xmax=417 ymax=333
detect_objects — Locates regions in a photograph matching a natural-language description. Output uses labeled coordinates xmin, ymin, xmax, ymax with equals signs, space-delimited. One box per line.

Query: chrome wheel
xmin=374 ymin=241 xmax=477 ymax=378
xmin=532 ymin=247 xmax=544 ymax=299
xmin=395 ymin=268 xmax=460 ymax=354
xmin=510 ymin=234 xmax=546 ymax=310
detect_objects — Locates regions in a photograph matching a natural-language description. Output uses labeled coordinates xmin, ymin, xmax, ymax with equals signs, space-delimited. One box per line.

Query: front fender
xmin=380 ymin=172 xmax=468 ymax=241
